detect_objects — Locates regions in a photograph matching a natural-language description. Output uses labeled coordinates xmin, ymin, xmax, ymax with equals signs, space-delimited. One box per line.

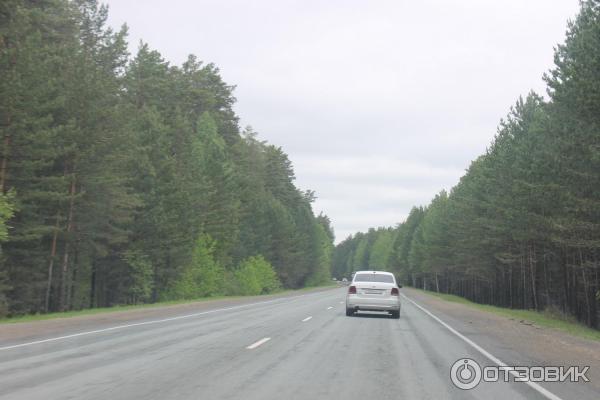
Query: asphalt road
xmin=0 ymin=287 xmax=578 ymax=400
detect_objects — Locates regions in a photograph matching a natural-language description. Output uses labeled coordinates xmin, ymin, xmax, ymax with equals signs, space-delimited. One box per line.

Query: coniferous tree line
xmin=333 ymin=1 xmax=600 ymax=329
xmin=0 ymin=0 xmax=334 ymax=317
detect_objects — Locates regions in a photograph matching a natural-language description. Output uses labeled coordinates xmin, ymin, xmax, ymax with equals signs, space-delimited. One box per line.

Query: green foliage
xmin=0 ymin=192 xmax=14 ymax=316
xmin=368 ymin=229 xmax=395 ymax=270
xmin=162 ymin=235 xmax=225 ymax=300
xmin=0 ymin=192 xmax=15 ymax=243
xmin=305 ymin=218 xmax=334 ymax=286
xmin=233 ymin=256 xmax=281 ymax=295
xmin=331 ymin=227 xmax=397 ymax=283
xmin=123 ymin=250 xmax=153 ymax=304
xmin=0 ymin=0 xmax=333 ymax=316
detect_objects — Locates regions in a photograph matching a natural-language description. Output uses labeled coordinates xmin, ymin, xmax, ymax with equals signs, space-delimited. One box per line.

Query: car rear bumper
xmin=346 ymin=295 xmax=401 ymax=312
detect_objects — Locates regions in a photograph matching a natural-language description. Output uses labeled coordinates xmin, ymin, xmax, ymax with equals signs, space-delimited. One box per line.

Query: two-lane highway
xmin=0 ymin=288 xmax=568 ymax=399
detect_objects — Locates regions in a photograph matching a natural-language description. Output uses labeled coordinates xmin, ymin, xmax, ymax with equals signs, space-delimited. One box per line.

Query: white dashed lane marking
xmin=246 ymin=337 xmax=271 ymax=350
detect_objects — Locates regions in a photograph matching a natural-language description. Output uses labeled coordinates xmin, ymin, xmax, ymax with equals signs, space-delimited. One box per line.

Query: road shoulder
xmin=0 ymin=286 xmax=339 ymax=346
xmin=402 ymin=287 xmax=600 ymax=395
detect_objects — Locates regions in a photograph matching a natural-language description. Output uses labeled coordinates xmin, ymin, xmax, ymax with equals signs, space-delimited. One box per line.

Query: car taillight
xmin=391 ymin=287 xmax=399 ymax=296
xmin=348 ymin=285 xmax=356 ymax=294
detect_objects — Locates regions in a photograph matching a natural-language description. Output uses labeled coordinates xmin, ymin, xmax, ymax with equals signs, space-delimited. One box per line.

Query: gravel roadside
xmin=0 ymin=286 xmax=339 ymax=346
xmin=403 ymin=287 xmax=600 ymax=395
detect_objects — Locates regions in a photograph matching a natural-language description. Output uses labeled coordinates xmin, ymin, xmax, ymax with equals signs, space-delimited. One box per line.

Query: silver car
xmin=345 ymin=271 xmax=401 ymax=318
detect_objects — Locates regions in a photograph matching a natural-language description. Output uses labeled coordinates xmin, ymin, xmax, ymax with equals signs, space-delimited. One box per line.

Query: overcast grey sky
xmin=105 ymin=0 xmax=579 ymax=243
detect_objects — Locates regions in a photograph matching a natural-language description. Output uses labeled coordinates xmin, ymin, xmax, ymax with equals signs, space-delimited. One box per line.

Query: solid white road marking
xmin=339 ymin=301 xmax=344 ymax=304
xmin=400 ymin=293 xmax=563 ymax=400
xmin=0 ymin=290 xmax=334 ymax=352
xmin=301 ymin=316 xmax=312 ymax=322
xmin=327 ymin=306 xmax=333 ymax=310
xmin=246 ymin=337 xmax=271 ymax=349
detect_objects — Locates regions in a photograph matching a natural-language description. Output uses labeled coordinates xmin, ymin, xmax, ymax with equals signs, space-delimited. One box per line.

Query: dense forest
xmin=0 ymin=0 xmax=334 ymax=317
xmin=333 ymin=1 xmax=600 ymax=329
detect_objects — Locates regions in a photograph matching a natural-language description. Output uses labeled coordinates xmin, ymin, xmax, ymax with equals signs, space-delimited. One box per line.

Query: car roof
xmin=353 ymin=270 xmax=394 ymax=276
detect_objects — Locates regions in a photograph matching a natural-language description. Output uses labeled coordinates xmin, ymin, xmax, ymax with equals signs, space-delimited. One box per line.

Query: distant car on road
xmin=345 ymin=271 xmax=401 ymax=319
xmin=341 ymin=277 xmax=348 ymax=285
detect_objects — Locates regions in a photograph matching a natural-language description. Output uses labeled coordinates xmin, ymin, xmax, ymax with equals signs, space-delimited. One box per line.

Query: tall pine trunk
xmin=580 ymin=249 xmax=592 ymax=326
xmin=529 ymin=245 xmax=538 ymax=311
xmin=509 ymin=265 xmax=513 ymax=308
xmin=0 ymin=125 xmax=10 ymax=193
xmin=89 ymin=257 xmax=97 ymax=309
xmin=45 ymin=212 xmax=61 ymax=312
xmin=69 ymin=241 xmax=79 ymax=310
xmin=59 ymin=172 xmax=76 ymax=311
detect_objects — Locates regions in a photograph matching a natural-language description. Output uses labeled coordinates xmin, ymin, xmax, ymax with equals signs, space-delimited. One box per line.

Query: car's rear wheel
xmin=390 ymin=310 xmax=400 ymax=319
xmin=345 ymin=307 xmax=354 ymax=316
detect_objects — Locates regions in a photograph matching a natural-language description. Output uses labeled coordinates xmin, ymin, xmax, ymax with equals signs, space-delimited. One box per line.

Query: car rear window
xmin=353 ymin=273 xmax=394 ymax=283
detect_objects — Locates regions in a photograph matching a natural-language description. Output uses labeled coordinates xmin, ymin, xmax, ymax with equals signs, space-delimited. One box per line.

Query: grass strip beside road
xmin=414 ymin=288 xmax=600 ymax=342
xmin=0 ymin=283 xmax=338 ymax=325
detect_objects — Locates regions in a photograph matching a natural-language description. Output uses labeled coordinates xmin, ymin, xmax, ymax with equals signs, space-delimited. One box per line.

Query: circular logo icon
xmin=450 ymin=358 xmax=482 ymax=390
